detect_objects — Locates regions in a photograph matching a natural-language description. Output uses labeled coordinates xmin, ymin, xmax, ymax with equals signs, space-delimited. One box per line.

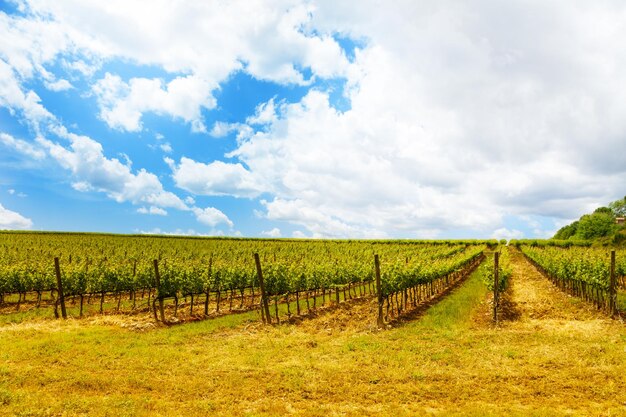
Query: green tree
xmin=553 ymin=221 xmax=578 ymax=240
xmin=593 ymin=206 xmax=614 ymax=215
xmin=575 ymin=213 xmax=616 ymax=240
xmin=609 ymin=196 xmax=626 ymax=217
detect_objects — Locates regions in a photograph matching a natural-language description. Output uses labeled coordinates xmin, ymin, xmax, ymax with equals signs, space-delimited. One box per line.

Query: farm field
xmin=3 ymin=3 xmax=626 ymax=416
xmin=1 ymin=248 xmax=625 ymax=416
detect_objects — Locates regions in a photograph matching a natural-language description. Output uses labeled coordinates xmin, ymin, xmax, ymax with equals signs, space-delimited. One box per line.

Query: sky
xmin=0 ymin=0 xmax=625 ymax=240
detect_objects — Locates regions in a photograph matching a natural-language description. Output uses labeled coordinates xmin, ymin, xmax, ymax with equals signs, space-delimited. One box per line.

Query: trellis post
xmin=493 ymin=252 xmax=499 ymax=323
xmin=54 ymin=257 xmax=67 ymax=319
xmin=375 ymin=254 xmax=384 ymax=328
xmin=254 ymin=253 xmax=271 ymax=324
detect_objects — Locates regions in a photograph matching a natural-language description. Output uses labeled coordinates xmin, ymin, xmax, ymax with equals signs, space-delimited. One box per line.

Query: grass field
xmin=1 ymin=252 xmax=625 ymax=416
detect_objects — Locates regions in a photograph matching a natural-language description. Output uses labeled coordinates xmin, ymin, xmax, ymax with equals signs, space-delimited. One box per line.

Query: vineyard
xmin=0 ymin=232 xmax=489 ymax=325
xmin=1 ymin=233 xmax=625 ymax=416
xmin=515 ymin=242 xmax=626 ymax=315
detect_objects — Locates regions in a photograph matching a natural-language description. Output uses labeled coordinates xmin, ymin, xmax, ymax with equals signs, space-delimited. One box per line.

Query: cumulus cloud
xmin=92 ymin=73 xmax=216 ymax=132
xmin=171 ymin=1 xmax=626 ymax=237
xmin=209 ymin=122 xmax=253 ymax=141
xmin=246 ymin=98 xmax=278 ymax=126
xmin=62 ymin=59 xmax=99 ymax=77
xmin=168 ymin=157 xmax=265 ymax=198
xmin=137 ymin=228 xmax=206 ymax=236
xmin=33 ymin=129 xmax=238 ymax=230
xmin=137 ymin=206 xmax=167 ymax=216
xmin=0 ymin=61 xmax=53 ymax=126
xmin=40 ymin=128 xmax=188 ymax=210
xmin=0 ymin=133 xmax=46 ymax=160
xmin=192 ymin=206 xmax=233 ymax=228
xmin=0 ymin=204 xmax=33 ymax=230
xmin=492 ymin=228 xmax=525 ymax=241
xmin=11 ymin=0 xmax=351 ymax=133
xmin=261 ymin=227 xmax=282 ymax=238
xmin=44 ymin=79 xmax=73 ymax=92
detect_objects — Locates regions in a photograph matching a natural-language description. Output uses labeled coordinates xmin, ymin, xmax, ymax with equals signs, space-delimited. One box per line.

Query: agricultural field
xmin=0 ymin=233 xmax=625 ymax=416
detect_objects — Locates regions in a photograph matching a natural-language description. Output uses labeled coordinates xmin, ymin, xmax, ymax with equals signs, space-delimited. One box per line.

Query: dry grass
xmin=1 ymin=254 xmax=626 ymax=416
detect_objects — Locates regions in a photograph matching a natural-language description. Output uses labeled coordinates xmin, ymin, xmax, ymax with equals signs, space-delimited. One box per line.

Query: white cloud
xmin=261 ymin=227 xmax=282 ymax=238
xmin=0 ymin=11 xmax=72 ymax=79
xmin=62 ymin=59 xmax=99 ymax=77
xmin=209 ymin=121 xmax=253 ymax=140
xmin=40 ymin=128 xmax=188 ymax=210
xmin=169 ymin=157 xmax=265 ymax=198
xmin=171 ymin=1 xmax=626 ymax=238
xmin=0 ymin=203 xmax=33 ymax=230
xmin=0 ymin=61 xmax=53 ymax=126
xmin=492 ymin=228 xmax=525 ymax=241
xmin=71 ymin=181 xmax=91 ymax=192
xmin=192 ymin=206 xmax=233 ymax=228
xmin=8 ymin=1 xmax=350 ymax=133
xmin=137 ymin=228 xmax=206 ymax=236
xmin=262 ymin=198 xmax=375 ymax=238
xmin=137 ymin=206 xmax=167 ymax=216
xmin=44 ymin=79 xmax=73 ymax=92
xmin=0 ymin=132 xmax=46 ymax=160
xmin=246 ymin=98 xmax=278 ymax=125
xmin=209 ymin=121 xmax=233 ymax=138
xmin=92 ymin=73 xmax=216 ymax=132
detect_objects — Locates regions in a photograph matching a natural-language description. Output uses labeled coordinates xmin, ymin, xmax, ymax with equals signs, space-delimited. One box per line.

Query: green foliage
xmin=479 ymin=248 xmax=512 ymax=292
xmin=0 ymin=233 xmax=488 ymax=304
xmin=520 ymin=245 xmax=623 ymax=290
xmin=593 ymin=207 xmax=613 ymax=215
xmin=609 ymin=196 xmax=626 ymax=217
xmin=575 ymin=212 xmax=616 ymax=240
xmin=510 ymin=239 xmax=591 ymax=248
xmin=553 ymin=221 xmax=579 ymax=240
xmin=553 ymin=197 xmax=626 ymax=242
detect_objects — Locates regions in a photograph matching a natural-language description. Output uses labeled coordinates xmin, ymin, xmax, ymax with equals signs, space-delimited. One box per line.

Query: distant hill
xmin=553 ymin=196 xmax=626 ymax=244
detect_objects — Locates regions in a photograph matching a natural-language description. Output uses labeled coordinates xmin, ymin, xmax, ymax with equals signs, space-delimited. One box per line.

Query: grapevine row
xmin=0 ymin=232 xmax=491 ymax=323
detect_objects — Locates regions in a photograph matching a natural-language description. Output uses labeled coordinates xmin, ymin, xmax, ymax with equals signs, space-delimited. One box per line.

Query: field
xmin=1 ymin=242 xmax=625 ymax=416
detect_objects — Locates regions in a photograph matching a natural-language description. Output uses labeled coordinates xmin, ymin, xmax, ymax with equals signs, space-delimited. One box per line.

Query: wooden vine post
xmin=493 ymin=252 xmax=499 ymax=323
xmin=54 ymin=257 xmax=67 ymax=319
xmin=254 ymin=253 xmax=272 ymax=324
xmin=153 ymin=259 xmax=166 ymax=322
xmin=204 ymin=256 xmax=212 ymax=317
xmin=375 ymin=254 xmax=384 ymax=328
xmin=609 ymin=250 xmax=616 ymax=316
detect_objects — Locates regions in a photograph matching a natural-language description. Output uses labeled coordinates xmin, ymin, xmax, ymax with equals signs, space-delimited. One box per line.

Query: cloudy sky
xmin=0 ymin=0 xmax=625 ymax=239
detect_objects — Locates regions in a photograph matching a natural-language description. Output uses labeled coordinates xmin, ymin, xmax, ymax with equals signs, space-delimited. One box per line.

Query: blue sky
xmin=1 ymin=1 xmax=625 ymax=239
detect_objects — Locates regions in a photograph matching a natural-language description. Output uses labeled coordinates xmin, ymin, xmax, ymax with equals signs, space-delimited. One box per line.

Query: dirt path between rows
xmin=501 ymin=248 xmax=621 ymax=331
